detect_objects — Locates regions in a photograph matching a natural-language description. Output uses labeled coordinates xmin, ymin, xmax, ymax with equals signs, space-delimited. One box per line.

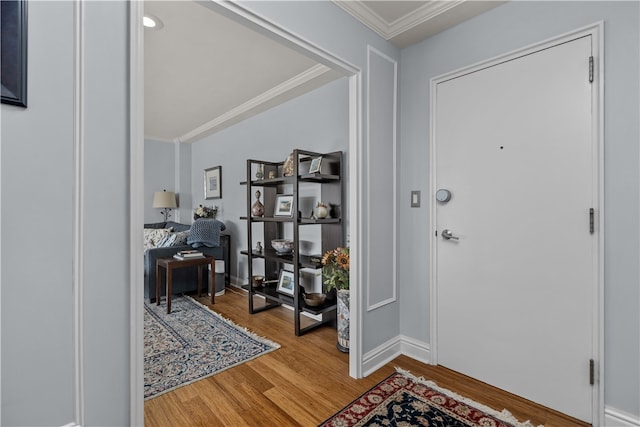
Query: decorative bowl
xmin=252 ymin=275 xmax=264 ymax=288
xmin=271 ymin=239 xmax=294 ymax=254
xmin=303 ymin=293 xmax=327 ymax=307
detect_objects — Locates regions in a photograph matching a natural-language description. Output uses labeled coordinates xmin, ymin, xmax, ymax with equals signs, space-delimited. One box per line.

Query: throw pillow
xmin=158 ymin=230 xmax=190 ymax=247
xmin=155 ymin=233 xmax=173 ymax=248
xmin=171 ymin=230 xmax=190 ymax=246
xmin=144 ymin=228 xmax=172 ymax=250
xmin=187 ymin=219 xmax=225 ymax=248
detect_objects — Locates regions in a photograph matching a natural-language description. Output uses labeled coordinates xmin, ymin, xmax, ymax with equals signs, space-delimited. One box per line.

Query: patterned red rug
xmin=320 ymin=370 xmax=541 ymax=427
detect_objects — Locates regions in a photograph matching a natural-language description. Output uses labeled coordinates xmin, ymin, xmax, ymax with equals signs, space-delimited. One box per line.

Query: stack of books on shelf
xmin=173 ymin=250 xmax=204 ymax=260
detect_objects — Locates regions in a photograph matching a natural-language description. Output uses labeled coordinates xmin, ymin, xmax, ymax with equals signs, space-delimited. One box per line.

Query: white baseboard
xmin=398 ymin=335 xmax=431 ymax=365
xmin=362 ymin=335 xmax=432 ymax=376
xmin=362 ymin=336 xmax=402 ymax=376
xmin=605 ymin=407 xmax=640 ymax=427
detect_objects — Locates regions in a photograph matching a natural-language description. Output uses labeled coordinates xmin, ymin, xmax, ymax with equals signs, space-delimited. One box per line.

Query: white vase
xmin=315 ymin=205 xmax=328 ymax=219
xmin=336 ymin=289 xmax=350 ymax=353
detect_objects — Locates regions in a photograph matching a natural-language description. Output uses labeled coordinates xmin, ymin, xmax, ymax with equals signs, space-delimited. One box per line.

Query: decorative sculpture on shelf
xmin=251 ymin=190 xmax=264 ymax=217
xmin=315 ymin=202 xmax=329 ymax=219
xmin=283 ymin=152 xmax=294 ymax=177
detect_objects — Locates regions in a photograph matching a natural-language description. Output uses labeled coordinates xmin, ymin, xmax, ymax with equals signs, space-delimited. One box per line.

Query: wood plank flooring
xmin=144 ymin=286 xmax=590 ymax=427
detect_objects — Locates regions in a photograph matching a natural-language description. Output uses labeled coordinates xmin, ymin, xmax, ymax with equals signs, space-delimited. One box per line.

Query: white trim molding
xmin=72 ymin=1 xmax=85 ymax=426
xmin=362 ymin=335 xmax=402 ymax=377
xmin=362 ymin=335 xmax=431 ymax=377
xmin=333 ymin=0 xmax=462 ymax=41
xmin=365 ymin=45 xmax=398 ymax=312
xmin=604 ymin=408 xmax=640 ymax=427
xmin=331 ymin=0 xmax=504 ymax=48
xmin=348 ymin=70 xmax=364 ymax=379
xmin=129 ymin=1 xmax=145 ymax=426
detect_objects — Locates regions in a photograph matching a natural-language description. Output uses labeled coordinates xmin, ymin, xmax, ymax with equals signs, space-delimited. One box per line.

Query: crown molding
xmin=386 ymin=1 xmax=465 ymax=39
xmin=178 ymin=63 xmax=335 ymax=143
xmin=333 ymin=0 xmax=465 ymax=41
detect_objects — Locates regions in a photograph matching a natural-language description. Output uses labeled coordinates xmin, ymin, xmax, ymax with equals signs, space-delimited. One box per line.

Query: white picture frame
xmin=274 ymin=194 xmax=294 ymax=217
xmin=276 ymin=270 xmax=295 ymax=296
xmin=309 ymin=156 xmax=322 ymax=174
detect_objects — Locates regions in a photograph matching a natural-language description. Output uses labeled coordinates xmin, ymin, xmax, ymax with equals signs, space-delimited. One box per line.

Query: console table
xmin=156 ymin=256 xmax=216 ymax=314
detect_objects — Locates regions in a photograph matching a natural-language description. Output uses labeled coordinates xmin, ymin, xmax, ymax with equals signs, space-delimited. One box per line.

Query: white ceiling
xmin=144 ymin=1 xmax=504 ymax=143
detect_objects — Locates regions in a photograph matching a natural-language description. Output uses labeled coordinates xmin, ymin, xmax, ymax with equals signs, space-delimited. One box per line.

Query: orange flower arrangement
xmin=322 ymin=247 xmax=350 ymax=291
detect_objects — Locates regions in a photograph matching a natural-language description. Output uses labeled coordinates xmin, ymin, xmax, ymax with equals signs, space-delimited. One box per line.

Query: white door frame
xmin=428 ymin=22 xmax=604 ymax=426
xmin=128 ymin=2 xmax=364 ymax=425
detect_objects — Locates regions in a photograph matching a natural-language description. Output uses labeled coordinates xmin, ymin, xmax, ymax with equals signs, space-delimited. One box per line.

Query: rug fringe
xmin=394 ymin=368 xmax=544 ymax=427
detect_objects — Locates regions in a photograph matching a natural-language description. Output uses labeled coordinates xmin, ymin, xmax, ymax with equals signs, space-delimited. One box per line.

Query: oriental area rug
xmin=320 ymin=370 xmax=541 ymax=427
xmin=144 ymin=295 xmax=280 ymax=399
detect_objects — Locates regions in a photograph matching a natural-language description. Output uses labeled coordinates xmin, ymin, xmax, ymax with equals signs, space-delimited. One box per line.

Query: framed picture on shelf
xmin=274 ymin=194 xmax=294 ymax=217
xmin=204 ymin=166 xmax=222 ymax=199
xmin=276 ymin=270 xmax=295 ymax=296
xmin=309 ymin=156 xmax=322 ymax=173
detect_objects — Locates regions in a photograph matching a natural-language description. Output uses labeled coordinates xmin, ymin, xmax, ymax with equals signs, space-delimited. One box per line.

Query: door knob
xmin=441 ymin=229 xmax=459 ymax=240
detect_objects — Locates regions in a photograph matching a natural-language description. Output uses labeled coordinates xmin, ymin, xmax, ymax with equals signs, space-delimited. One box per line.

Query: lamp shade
xmin=152 ymin=191 xmax=177 ymax=208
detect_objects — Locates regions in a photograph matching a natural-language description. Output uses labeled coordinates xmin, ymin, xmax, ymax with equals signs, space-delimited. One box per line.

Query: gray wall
xmin=398 ymin=0 xmax=639 ymax=417
xmin=144 ymin=139 xmax=176 ymax=223
xmin=1 ymin=2 xmax=75 ymax=424
xmin=144 ymin=140 xmax=192 ymax=224
xmin=1 ymin=1 xmax=131 ymax=425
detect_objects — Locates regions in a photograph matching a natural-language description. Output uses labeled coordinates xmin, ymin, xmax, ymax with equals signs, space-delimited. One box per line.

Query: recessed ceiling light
xmin=143 ymin=14 xmax=163 ymax=30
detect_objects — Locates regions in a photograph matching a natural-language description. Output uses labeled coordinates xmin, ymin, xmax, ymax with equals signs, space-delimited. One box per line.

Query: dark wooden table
xmin=156 ymin=256 xmax=215 ymax=314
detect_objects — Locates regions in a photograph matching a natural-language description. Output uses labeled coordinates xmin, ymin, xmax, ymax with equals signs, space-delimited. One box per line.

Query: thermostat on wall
xmin=435 ymin=189 xmax=452 ymax=203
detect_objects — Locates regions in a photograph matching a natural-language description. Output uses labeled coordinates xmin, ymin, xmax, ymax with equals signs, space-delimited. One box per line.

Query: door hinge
xmin=589 ymin=208 xmax=595 ymax=234
xmin=589 ymin=359 xmax=595 ymax=385
xmin=589 ymin=56 xmax=594 ymax=83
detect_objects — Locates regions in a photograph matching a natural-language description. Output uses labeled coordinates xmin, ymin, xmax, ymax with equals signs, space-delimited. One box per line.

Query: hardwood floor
xmin=144 ymin=286 xmax=589 ymax=427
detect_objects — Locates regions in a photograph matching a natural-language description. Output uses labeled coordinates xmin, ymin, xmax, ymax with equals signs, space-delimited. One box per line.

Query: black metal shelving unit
xmin=241 ymin=149 xmax=344 ymax=336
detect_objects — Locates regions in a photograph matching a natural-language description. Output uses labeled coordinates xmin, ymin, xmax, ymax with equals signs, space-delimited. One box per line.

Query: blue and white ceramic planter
xmin=336 ymin=289 xmax=350 ymax=353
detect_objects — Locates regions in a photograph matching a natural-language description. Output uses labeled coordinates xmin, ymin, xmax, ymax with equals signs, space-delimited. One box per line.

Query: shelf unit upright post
xmin=245 ymin=158 xmax=281 ymax=314
xmin=241 ymin=150 xmax=344 ymax=336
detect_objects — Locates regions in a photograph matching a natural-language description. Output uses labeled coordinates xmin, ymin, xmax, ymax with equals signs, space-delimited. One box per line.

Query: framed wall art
xmin=1 ymin=0 xmax=28 ymax=107
xmin=276 ymin=270 xmax=295 ymax=296
xmin=204 ymin=166 xmax=222 ymax=199
xmin=274 ymin=194 xmax=294 ymax=217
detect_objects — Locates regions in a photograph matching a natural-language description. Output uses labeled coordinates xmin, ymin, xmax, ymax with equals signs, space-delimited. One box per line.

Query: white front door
xmin=433 ymin=34 xmax=598 ymax=423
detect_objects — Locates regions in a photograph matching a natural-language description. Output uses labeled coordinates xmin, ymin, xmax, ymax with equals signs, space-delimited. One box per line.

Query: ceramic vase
xmin=336 ymin=289 xmax=350 ymax=353
xmin=315 ymin=204 xmax=328 ymax=219
xmin=251 ymin=190 xmax=264 ymax=217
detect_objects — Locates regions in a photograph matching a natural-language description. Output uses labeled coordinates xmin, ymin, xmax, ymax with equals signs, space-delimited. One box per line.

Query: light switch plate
xmin=411 ymin=191 xmax=420 ymax=207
